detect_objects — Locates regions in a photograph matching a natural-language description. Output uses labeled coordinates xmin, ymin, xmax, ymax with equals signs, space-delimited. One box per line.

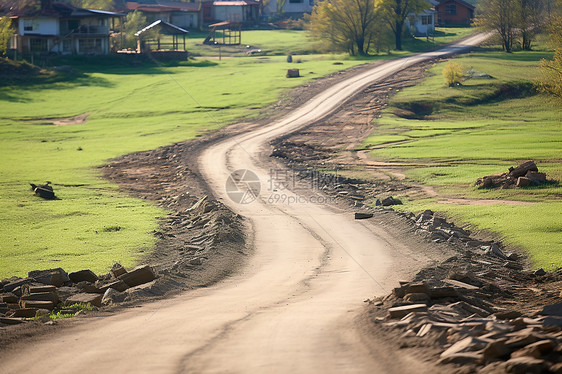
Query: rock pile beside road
xmin=0 ymin=264 xmax=156 ymax=326
xmin=476 ymin=160 xmax=549 ymax=189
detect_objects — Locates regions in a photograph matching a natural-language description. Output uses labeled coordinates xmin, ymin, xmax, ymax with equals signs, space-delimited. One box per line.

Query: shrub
xmin=443 ymin=61 xmax=465 ymax=87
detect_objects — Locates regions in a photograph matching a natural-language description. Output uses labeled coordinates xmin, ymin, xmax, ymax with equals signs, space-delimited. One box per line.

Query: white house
xmin=262 ymin=0 xmax=315 ymax=18
xmin=405 ymin=0 xmax=438 ymax=36
xmin=7 ymin=0 xmax=124 ymax=55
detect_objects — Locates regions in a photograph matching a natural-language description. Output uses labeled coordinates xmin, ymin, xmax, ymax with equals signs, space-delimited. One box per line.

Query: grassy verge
xmin=362 ymin=43 xmax=562 ymax=269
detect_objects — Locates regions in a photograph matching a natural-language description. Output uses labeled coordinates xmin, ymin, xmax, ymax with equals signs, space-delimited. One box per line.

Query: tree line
xmin=306 ymin=0 xmax=430 ymax=55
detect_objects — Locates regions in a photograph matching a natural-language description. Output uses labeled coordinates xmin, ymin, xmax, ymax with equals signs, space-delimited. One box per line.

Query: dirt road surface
xmin=0 ymin=34 xmax=490 ymax=374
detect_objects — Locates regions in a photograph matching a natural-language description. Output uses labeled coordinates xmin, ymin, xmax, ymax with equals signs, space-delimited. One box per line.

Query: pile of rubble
xmin=371 ymin=276 xmax=562 ymax=373
xmin=0 ymin=263 xmax=156 ymax=326
xmin=367 ymin=209 xmax=562 ymax=373
xmin=402 ymin=209 xmax=515 ymax=261
xmin=476 ymin=161 xmax=549 ymax=189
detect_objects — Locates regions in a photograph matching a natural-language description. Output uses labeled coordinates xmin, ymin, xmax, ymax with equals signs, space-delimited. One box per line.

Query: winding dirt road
xmin=0 ymin=34 xmax=489 ymax=374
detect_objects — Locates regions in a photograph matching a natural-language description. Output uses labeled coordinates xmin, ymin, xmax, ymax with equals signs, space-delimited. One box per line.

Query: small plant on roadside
xmin=65 ymin=303 xmax=94 ymax=311
xmin=442 ymin=61 xmax=464 ymax=87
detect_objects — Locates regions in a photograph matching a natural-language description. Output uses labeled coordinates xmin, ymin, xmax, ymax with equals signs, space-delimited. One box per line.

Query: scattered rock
xmin=354 ymin=212 xmax=373 ymax=220
xmin=118 ymin=265 xmax=156 ymax=287
xmin=65 ymin=293 xmax=102 ymax=308
xmin=69 ymin=270 xmax=98 ymax=284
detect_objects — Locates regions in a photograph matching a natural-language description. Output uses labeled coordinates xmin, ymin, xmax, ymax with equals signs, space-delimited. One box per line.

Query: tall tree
xmin=475 ymin=0 xmax=519 ymax=52
xmin=307 ymin=0 xmax=386 ymax=55
xmin=0 ymin=16 xmax=14 ymax=55
xmin=377 ymin=0 xmax=429 ymax=51
xmin=517 ymin=0 xmax=545 ymax=50
xmin=538 ymin=0 xmax=562 ymax=98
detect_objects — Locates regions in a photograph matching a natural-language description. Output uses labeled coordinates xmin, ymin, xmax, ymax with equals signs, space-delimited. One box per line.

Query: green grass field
xmin=363 ymin=45 xmax=562 ymax=269
xmin=0 ymin=52 xmax=368 ymax=278
xmin=0 ymin=28 xmax=476 ymax=278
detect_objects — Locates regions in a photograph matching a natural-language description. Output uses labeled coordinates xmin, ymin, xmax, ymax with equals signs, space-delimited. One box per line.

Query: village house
xmin=6 ymin=0 xmax=124 ymax=55
xmin=212 ymin=0 xmax=260 ymax=23
xmin=126 ymin=1 xmax=202 ymax=29
xmin=435 ymin=0 xmax=475 ymax=26
xmin=261 ymin=0 xmax=315 ymax=18
xmin=405 ymin=0 xmax=438 ymax=36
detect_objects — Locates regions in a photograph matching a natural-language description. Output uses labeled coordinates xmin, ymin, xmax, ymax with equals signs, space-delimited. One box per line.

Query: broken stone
xmin=542 ymin=316 xmax=562 ymax=328
xmin=388 ymin=304 xmax=428 ymax=319
xmin=65 ymin=293 xmax=102 ymax=308
xmin=494 ymin=310 xmax=522 ymax=320
xmin=75 ymin=281 xmax=102 ymax=294
xmin=509 ymin=161 xmax=538 ymax=179
xmin=441 ymin=336 xmax=489 ymax=358
xmin=118 ymin=265 xmax=156 ymax=287
xmin=3 ymin=278 xmax=33 ymax=292
xmin=443 ymin=279 xmax=479 ymax=290
xmin=20 ymin=300 xmax=54 ymax=310
xmin=483 ymin=339 xmax=511 ymax=360
xmin=404 ymin=293 xmax=430 ymax=304
xmin=533 ymin=268 xmax=546 ymax=277
xmin=429 ymin=286 xmax=458 ymax=299
xmin=110 ymin=263 xmax=127 ymax=278
xmin=381 ymin=196 xmax=402 ymax=206
xmin=354 ymin=212 xmax=373 ymax=220
xmin=539 ymin=303 xmax=562 ymax=316
xmin=21 ymin=292 xmax=59 ymax=304
xmin=511 ymin=340 xmax=555 ymax=359
xmin=28 ymin=268 xmax=69 ymax=287
xmin=516 ymin=177 xmax=532 ymax=187
xmin=0 ymin=317 xmax=26 ymax=325
xmin=416 ymin=323 xmax=432 ymax=337
xmin=437 ymin=352 xmax=484 ymax=365
xmin=22 ymin=285 xmax=57 ymax=295
xmin=504 ymin=357 xmax=546 ymax=374
xmin=1 ymin=293 xmax=18 ymax=304
xmin=98 ymin=280 xmax=129 ymax=293
xmin=69 ymin=269 xmax=98 ymax=284
xmin=12 ymin=308 xmax=39 ymax=318
xmin=525 ymin=172 xmax=546 ymax=182
xmin=101 ymin=288 xmax=126 ymax=305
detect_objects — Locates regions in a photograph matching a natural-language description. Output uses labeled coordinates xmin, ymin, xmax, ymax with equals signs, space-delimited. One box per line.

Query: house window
xmin=24 ymin=20 xmax=33 ymax=31
xmin=421 ymin=15 xmax=432 ymax=25
xmin=445 ymin=4 xmax=457 ymax=15
xmin=30 ymin=38 xmax=47 ymax=52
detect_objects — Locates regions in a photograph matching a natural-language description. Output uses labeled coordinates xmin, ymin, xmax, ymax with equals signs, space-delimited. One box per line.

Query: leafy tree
xmin=122 ymin=10 xmax=149 ymax=49
xmin=307 ymin=0 xmax=386 ymax=55
xmin=475 ymin=0 xmax=519 ymax=52
xmin=0 ymin=16 xmax=14 ymax=55
xmin=276 ymin=0 xmax=287 ymax=14
xmin=538 ymin=0 xmax=562 ymax=98
xmin=377 ymin=0 xmax=430 ymax=51
xmin=517 ymin=0 xmax=546 ymax=50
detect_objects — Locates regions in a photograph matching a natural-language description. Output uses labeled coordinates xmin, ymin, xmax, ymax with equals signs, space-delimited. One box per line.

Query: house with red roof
xmin=126 ymin=1 xmax=202 ymax=29
xmin=435 ymin=0 xmax=475 ymax=26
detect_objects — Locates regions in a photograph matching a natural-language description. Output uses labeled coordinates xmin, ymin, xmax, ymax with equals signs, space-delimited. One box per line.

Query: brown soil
xmin=52 ymin=113 xmax=89 ymax=126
